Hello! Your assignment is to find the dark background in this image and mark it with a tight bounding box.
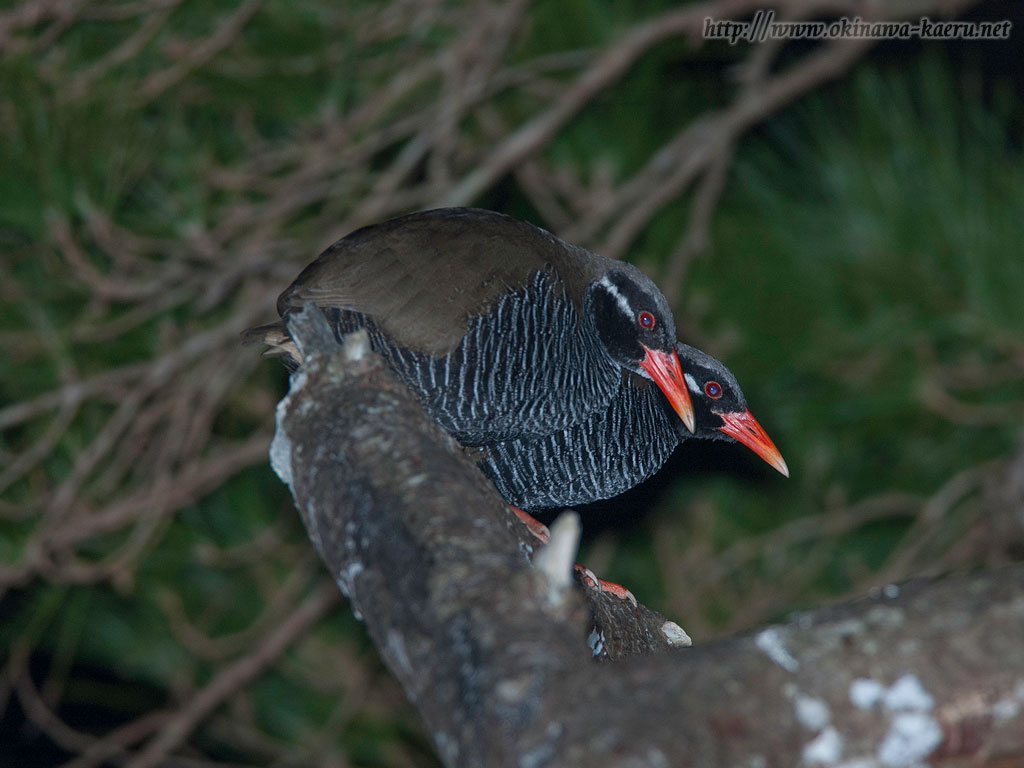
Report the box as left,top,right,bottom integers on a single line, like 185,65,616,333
2,1,1022,765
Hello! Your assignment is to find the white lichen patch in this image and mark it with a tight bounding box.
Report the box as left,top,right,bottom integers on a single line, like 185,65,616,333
587,626,605,657
269,427,293,486
789,688,838,763
992,679,1024,723
846,674,942,767
834,759,879,768
755,627,799,672
434,732,458,765
386,630,412,676
864,605,905,628
336,561,364,602
269,367,315,488
342,328,371,361
877,712,942,767
802,726,842,765
850,679,887,710
495,676,531,703
992,696,1020,723
405,473,428,487
661,620,692,647
884,674,934,712
795,694,832,732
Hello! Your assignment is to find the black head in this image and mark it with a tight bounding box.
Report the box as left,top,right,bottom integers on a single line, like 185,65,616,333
674,343,789,476
587,264,695,432
587,265,676,365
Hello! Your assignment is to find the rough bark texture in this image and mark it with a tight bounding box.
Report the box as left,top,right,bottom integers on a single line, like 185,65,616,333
273,306,1024,768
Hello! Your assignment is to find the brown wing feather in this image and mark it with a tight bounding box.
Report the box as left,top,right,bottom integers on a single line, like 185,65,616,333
276,208,608,356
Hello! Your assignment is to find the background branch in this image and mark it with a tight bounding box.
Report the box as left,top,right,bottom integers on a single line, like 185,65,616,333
2,0,1020,764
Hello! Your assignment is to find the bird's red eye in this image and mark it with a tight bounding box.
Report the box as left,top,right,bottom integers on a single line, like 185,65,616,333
704,381,722,399
637,311,656,329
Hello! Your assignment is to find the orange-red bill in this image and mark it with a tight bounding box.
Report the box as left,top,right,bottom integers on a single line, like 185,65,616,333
639,346,696,433
716,409,789,477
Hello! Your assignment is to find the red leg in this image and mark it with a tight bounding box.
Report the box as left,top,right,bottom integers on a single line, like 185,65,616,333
573,564,637,607
510,506,637,606
508,505,550,543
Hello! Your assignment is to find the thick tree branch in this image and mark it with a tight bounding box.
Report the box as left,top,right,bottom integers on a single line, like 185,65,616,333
272,306,1024,768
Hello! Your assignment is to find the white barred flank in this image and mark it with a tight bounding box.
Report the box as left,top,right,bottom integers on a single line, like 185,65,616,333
480,376,678,509
323,271,621,446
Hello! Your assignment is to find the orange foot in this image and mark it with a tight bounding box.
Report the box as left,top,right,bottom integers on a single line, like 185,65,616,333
508,505,638,607
574,564,637,607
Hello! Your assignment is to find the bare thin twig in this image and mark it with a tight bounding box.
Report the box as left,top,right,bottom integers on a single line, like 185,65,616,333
125,582,340,768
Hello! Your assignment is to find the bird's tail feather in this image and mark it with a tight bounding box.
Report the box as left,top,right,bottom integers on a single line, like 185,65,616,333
241,322,303,366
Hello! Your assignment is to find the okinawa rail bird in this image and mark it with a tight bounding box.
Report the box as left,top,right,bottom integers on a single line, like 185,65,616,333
482,341,788,510
246,207,786,513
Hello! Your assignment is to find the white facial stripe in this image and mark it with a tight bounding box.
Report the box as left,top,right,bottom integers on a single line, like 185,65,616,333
684,373,701,395
599,275,634,320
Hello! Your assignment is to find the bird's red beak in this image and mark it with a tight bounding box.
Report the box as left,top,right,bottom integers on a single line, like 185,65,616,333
639,346,696,433
715,409,789,477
